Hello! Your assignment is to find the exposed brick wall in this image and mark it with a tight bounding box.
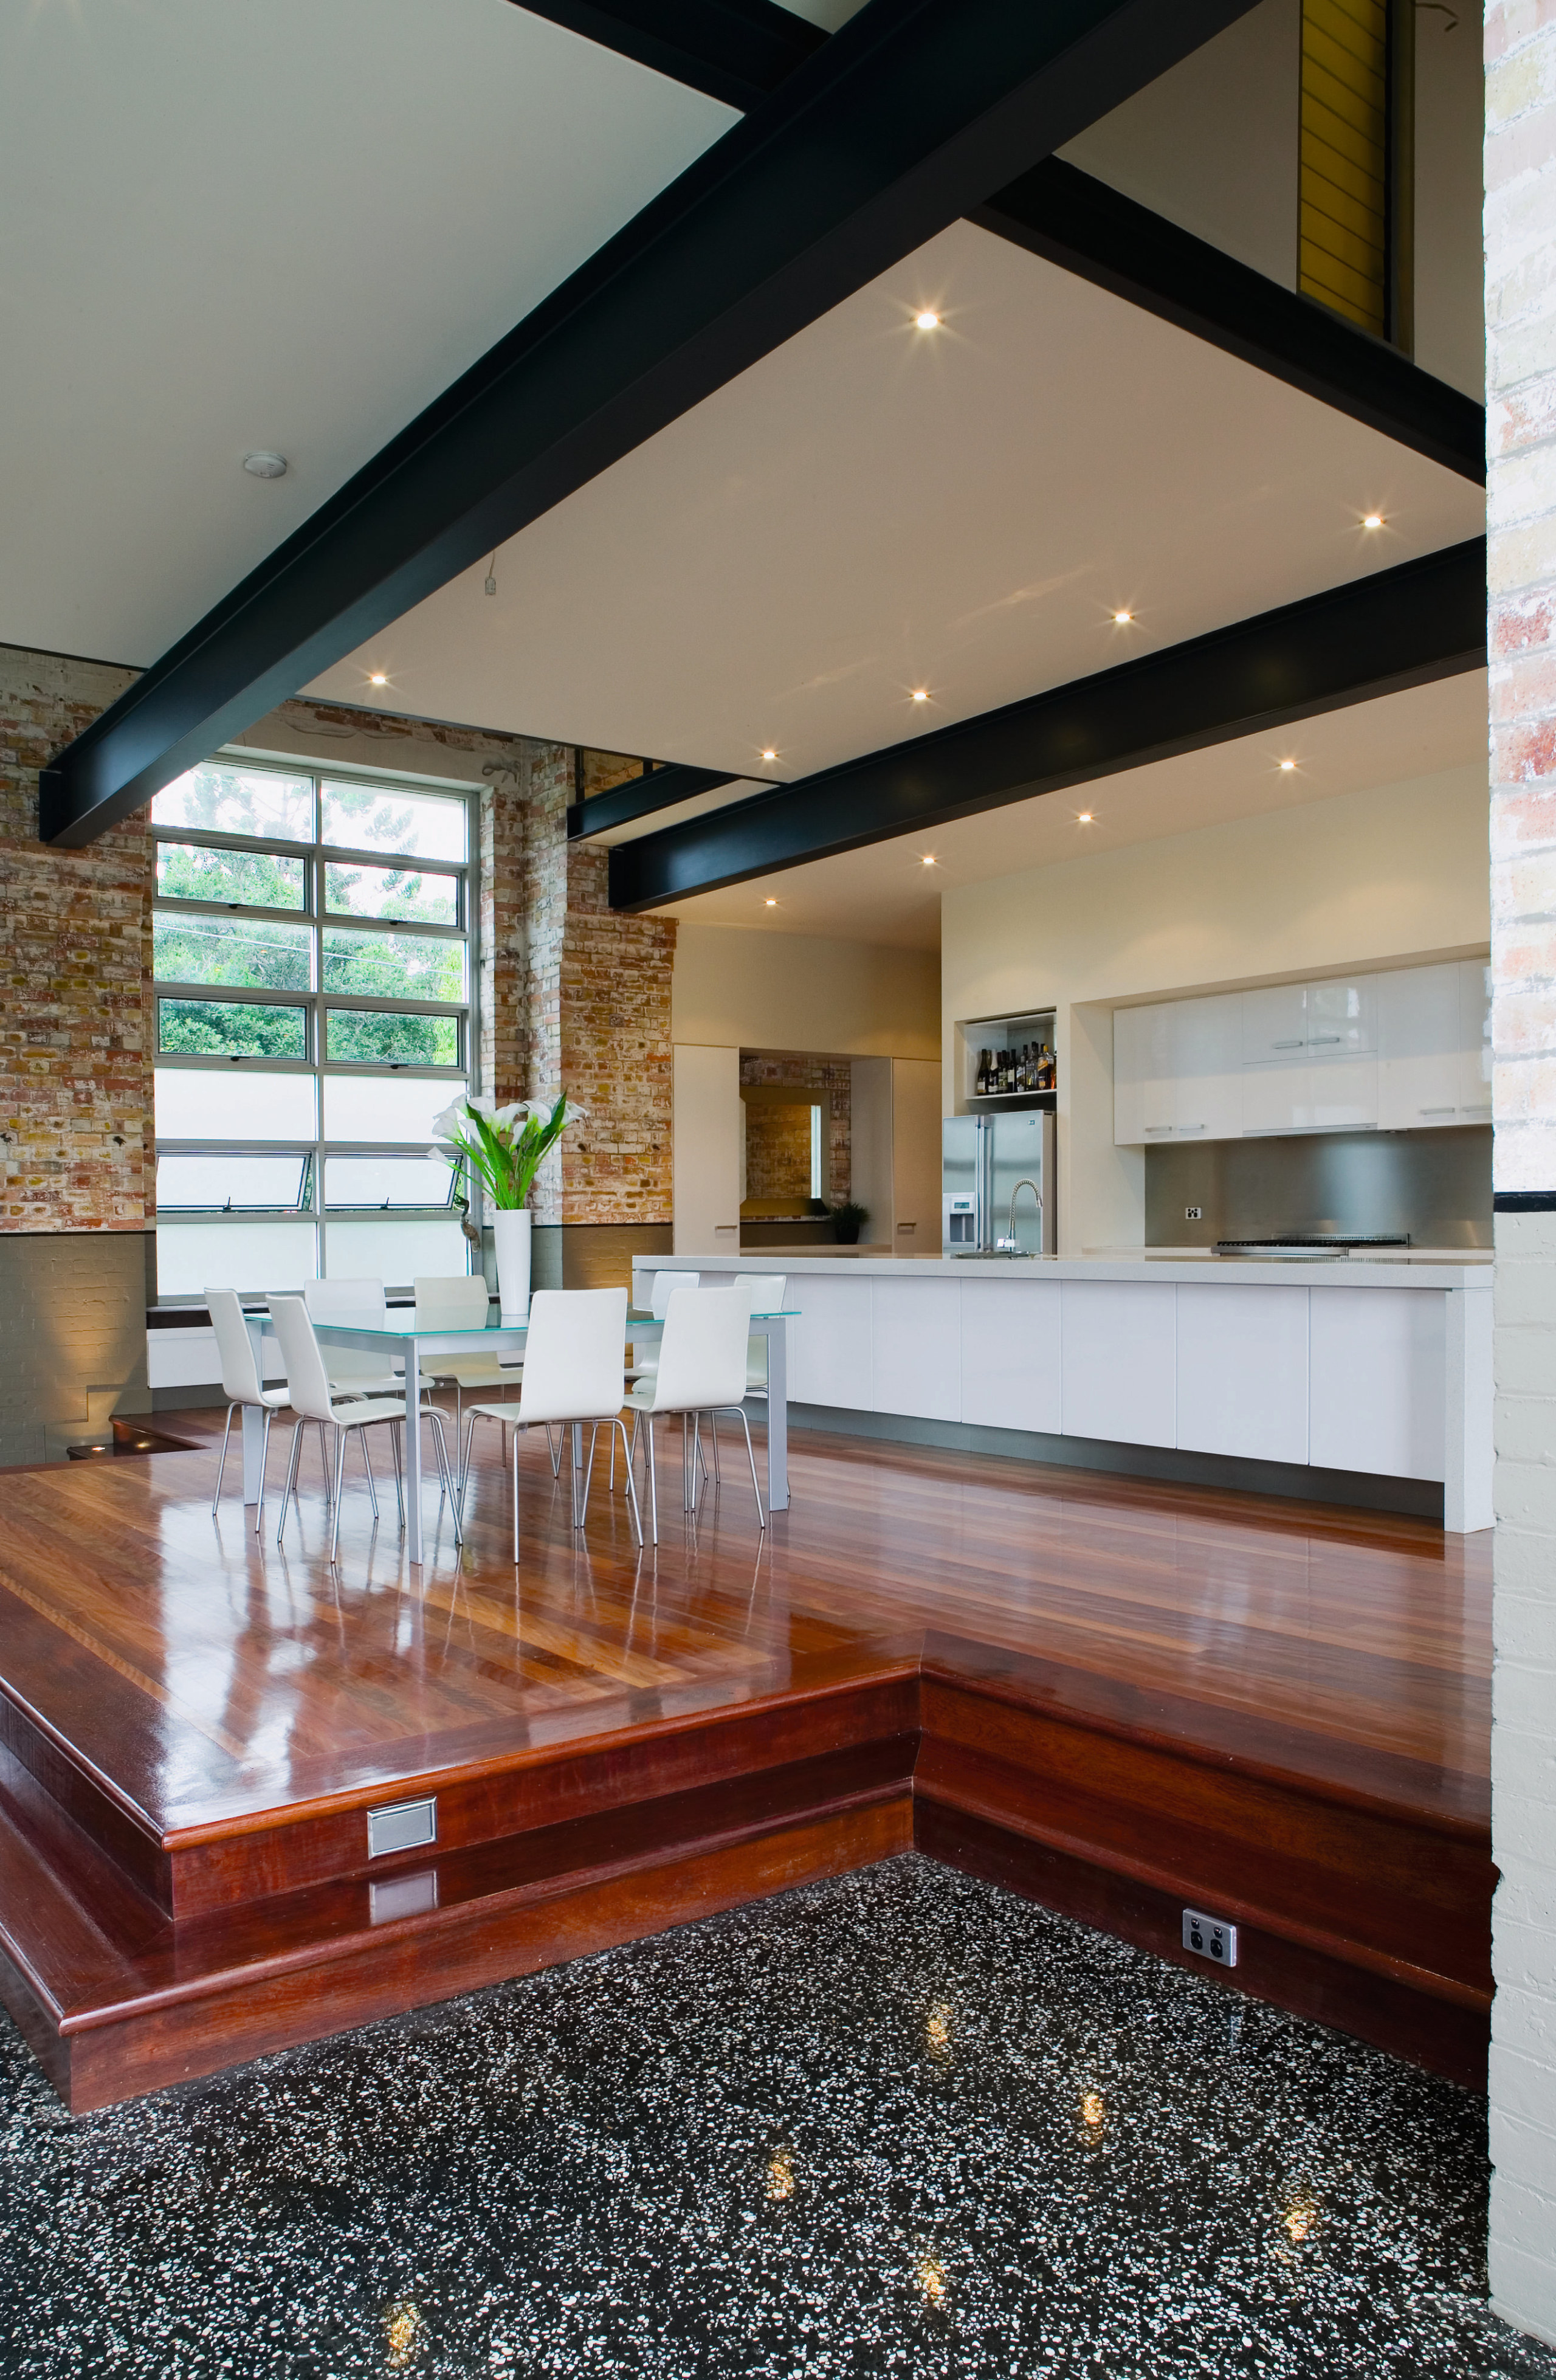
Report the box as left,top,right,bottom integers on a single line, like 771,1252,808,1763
738,1054,852,1204
1486,0,1556,2345
0,646,148,1232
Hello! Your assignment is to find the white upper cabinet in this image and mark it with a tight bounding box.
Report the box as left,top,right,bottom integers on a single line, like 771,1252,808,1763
1377,959,1492,1130
1115,960,1487,1145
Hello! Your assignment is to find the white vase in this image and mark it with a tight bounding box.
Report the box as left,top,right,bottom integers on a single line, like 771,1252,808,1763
492,1207,532,1325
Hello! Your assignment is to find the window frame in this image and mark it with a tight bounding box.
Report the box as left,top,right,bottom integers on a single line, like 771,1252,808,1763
151,753,480,1297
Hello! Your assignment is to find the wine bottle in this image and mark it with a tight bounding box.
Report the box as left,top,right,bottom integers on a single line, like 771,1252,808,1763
1021,1043,1032,1092
974,1049,986,1096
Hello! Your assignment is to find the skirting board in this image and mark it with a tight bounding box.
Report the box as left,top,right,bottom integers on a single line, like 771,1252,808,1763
786,1404,1445,1520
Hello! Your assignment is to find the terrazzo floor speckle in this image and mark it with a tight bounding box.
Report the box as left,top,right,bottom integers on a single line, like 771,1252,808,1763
0,1855,1548,2379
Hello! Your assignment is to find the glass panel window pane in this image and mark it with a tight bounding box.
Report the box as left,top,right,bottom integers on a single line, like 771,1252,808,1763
326,1010,458,1066
157,1219,317,1299
151,763,314,843
157,1153,310,1210
154,914,312,992
158,998,307,1059
324,1075,461,1143
156,843,306,909
321,925,466,1002
156,1068,317,1141
321,781,466,861
325,1155,455,1208
324,860,458,925
325,1216,469,1288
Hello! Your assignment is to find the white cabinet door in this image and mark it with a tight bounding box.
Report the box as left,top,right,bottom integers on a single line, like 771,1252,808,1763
1458,959,1493,1123
1113,1006,1146,1146
1377,962,1460,1130
672,1044,741,1256
1242,983,1309,1064
871,1278,960,1421
1176,1284,1309,1463
1308,1057,1377,1130
1171,993,1243,1140
1061,1278,1176,1447
788,1273,872,1410
1307,973,1377,1059
1242,1060,1312,1134
1309,1286,1446,1481
960,1278,1062,1434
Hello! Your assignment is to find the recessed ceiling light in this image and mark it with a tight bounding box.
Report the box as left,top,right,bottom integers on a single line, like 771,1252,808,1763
243,451,287,479
765,898,777,907
911,689,928,703
1077,811,1093,823
1279,757,1296,771
915,310,940,329
761,748,777,761
368,672,388,687
921,855,937,866
1363,512,1383,528
1113,610,1132,624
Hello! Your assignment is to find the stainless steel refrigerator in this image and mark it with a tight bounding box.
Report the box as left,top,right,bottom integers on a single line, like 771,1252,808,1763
941,1112,1056,1254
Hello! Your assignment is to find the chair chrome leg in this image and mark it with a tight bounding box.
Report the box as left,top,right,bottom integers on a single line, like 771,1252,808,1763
731,1406,766,1530
212,1402,236,1514
255,1406,273,1536
548,1424,562,1478
360,1431,379,1519
511,1411,522,1566
644,1415,659,1544
432,1410,463,1548
328,1425,346,1563
277,1419,305,1543
614,1419,643,1546
580,1424,599,1530
709,1409,721,1479
388,1421,405,1529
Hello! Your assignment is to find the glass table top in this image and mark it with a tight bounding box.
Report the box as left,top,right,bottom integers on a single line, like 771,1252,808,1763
255,1309,797,1338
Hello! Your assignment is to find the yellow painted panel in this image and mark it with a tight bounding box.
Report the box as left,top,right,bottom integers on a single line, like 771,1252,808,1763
1301,121,1385,205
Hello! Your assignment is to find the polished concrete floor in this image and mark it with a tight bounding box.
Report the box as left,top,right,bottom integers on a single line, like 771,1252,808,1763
0,1855,1546,2379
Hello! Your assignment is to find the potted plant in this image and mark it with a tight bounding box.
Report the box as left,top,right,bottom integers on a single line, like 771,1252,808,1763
828,1199,869,1246
430,1091,583,1322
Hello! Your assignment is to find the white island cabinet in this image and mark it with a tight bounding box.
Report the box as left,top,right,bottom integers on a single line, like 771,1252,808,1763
636,1253,1493,1534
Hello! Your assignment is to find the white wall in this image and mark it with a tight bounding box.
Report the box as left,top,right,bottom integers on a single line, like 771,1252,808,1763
942,764,1490,1253
672,922,939,1058
1059,0,1300,288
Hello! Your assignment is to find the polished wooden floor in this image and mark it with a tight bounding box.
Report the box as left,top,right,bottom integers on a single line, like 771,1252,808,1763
0,1409,1493,2107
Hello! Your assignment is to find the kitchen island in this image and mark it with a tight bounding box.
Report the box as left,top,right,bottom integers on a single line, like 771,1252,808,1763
636,1252,1493,1533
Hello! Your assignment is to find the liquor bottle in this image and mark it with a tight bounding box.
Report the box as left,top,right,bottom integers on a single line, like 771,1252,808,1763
975,1049,988,1095
999,1049,1010,1094
1041,1043,1055,1091
1021,1043,1033,1092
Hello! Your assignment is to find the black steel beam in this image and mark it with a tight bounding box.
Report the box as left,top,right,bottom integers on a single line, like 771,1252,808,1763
508,0,825,112
567,759,739,837
974,157,1485,485
607,538,1487,909
41,0,1267,849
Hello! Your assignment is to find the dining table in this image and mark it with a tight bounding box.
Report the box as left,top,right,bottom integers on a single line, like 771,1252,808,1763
241,1303,797,1562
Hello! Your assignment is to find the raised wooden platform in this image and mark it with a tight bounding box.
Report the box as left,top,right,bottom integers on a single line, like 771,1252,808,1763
0,1410,1492,2108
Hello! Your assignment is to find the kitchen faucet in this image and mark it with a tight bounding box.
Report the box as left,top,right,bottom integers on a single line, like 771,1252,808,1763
997,1178,1043,1254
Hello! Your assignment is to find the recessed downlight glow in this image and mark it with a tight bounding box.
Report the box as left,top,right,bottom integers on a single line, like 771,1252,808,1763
915,310,940,329
1077,810,1093,823
368,672,388,687
911,689,928,703
1279,757,1296,771
765,898,777,907
1113,610,1132,624
1363,512,1383,528
921,855,936,866
761,748,777,761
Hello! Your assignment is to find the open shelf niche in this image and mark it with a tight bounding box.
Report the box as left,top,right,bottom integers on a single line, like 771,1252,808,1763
954,1008,1057,1114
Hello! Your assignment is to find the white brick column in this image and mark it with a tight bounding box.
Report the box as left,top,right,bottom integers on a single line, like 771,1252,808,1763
1487,0,1556,2342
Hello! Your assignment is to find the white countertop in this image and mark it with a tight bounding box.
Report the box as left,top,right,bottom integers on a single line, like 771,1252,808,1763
655,1250,1493,1289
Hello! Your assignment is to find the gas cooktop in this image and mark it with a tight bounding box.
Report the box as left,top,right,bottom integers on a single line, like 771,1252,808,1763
1214,1235,1411,1254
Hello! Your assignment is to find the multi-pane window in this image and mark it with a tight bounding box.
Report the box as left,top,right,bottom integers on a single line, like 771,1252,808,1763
151,757,477,1298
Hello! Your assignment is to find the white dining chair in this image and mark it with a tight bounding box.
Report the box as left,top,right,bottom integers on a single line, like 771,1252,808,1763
205,1286,293,1533
305,1277,404,1398
458,1288,641,1563
269,1295,461,1562
626,1269,698,1385
624,1287,764,1541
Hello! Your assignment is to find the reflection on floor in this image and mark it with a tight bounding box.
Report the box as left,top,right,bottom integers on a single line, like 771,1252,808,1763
1,1855,1546,2379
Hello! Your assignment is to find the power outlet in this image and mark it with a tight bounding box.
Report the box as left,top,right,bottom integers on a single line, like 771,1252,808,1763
1182,1908,1238,1967
1185,1206,1203,1221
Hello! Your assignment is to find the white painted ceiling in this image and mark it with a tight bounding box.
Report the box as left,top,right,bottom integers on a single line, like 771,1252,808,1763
309,218,1483,783
0,0,732,664
661,672,1489,948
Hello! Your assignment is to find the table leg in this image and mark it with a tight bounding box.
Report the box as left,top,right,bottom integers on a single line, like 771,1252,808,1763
404,1339,424,1564
765,1317,790,1513
242,1314,267,1505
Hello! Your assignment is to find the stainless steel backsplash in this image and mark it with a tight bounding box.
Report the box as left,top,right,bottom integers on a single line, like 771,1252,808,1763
1143,1125,1492,1248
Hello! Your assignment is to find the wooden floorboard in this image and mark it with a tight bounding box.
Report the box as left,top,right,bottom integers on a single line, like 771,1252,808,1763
0,1409,1492,2104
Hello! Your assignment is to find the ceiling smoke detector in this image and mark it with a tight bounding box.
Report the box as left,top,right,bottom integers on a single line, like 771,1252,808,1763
243,451,288,479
